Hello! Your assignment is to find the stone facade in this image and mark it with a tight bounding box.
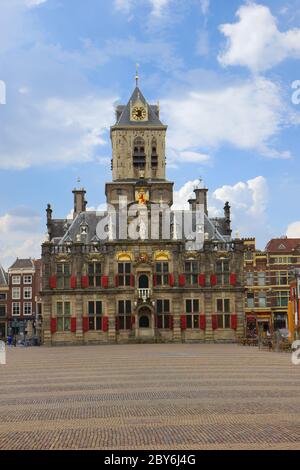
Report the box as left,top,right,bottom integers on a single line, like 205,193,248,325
41,83,245,346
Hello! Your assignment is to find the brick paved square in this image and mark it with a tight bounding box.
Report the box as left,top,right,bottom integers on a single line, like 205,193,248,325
0,344,299,450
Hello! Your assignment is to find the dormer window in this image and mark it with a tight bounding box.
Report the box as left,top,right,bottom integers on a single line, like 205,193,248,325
80,225,88,235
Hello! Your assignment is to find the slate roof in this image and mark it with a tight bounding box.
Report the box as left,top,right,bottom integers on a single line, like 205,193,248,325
265,238,300,253
0,264,8,286
9,259,35,270
114,87,165,127
52,208,230,245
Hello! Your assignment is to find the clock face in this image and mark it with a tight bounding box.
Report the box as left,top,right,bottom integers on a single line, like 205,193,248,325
132,106,147,121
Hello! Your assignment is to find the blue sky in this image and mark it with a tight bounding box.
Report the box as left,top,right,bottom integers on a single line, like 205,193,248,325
0,0,300,268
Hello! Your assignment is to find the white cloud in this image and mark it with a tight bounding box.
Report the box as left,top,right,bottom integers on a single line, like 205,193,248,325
172,179,200,210
25,0,47,7
199,0,210,16
114,0,171,16
150,0,170,16
218,3,300,73
0,95,116,169
286,222,300,238
213,176,268,217
0,208,44,269
162,76,291,159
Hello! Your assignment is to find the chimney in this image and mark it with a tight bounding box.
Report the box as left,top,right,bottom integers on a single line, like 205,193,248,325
224,201,232,236
194,188,208,215
188,199,196,212
46,204,52,239
72,188,87,219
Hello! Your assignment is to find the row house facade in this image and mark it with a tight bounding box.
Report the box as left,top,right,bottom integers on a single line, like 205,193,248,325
41,82,245,346
7,258,42,337
0,264,8,339
243,237,300,336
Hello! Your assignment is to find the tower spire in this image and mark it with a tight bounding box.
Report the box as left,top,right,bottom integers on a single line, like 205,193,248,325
135,63,139,87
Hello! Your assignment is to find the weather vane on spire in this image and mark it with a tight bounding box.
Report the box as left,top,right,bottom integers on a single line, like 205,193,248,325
135,63,139,87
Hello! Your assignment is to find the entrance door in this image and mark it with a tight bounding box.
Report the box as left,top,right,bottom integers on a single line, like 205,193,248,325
137,307,153,338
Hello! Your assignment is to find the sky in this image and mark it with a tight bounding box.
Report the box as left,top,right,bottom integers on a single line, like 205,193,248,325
0,0,300,269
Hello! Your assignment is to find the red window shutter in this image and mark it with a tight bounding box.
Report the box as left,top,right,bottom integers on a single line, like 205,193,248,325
131,315,135,329
115,317,120,331
230,273,237,286
198,274,206,287
101,275,108,288
102,316,109,332
50,276,57,289
70,276,77,289
181,314,187,331
179,274,185,287
82,317,89,332
70,317,76,333
169,274,175,287
81,276,88,289
130,274,135,288
210,274,217,286
231,314,238,330
153,274,157,287
115,274,119,287
50,318,57,334
211,314,218,330
169,315,174,330
200,314,206,330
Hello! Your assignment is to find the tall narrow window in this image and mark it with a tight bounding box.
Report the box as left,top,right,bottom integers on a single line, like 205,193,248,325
118,300,132,330
151,138,158,168
57,301,71,331
88,301,102,330
88,263,102,287
216,260,229,285
133,137,145,169
216,298,231,328
184,261,198,286
155,262,169,286
157,300,170,329
56,264,71,289
257,272,266,286
118,262,131,286
185,299,200,329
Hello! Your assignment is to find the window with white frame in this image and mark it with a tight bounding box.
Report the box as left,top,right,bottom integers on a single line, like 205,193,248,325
12,276,21,285
57,301,71,331
23,275,32,284
216,298,231,328
88,300,103,330
12,287,20,300
157,299,171,329
12,302,20,316
246,272,254,286
247,293,254,308
23,302,32,315
258,291,267,308
257,272,266,286
23,287,32,299
186,299,200,329
0,293,7,300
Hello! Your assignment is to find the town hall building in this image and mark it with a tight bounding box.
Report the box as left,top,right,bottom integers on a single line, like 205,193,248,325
41,79,245,345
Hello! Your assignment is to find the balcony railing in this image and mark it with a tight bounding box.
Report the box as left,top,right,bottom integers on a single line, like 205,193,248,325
138,288,151,302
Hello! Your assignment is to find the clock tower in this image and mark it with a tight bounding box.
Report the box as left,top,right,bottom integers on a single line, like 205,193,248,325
106,77,173,209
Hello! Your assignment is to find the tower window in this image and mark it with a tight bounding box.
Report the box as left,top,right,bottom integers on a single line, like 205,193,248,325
133,137,145,169
151,138,158,168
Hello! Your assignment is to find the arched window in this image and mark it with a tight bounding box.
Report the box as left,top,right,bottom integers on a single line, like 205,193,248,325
151,138,158,168
133,137,145,168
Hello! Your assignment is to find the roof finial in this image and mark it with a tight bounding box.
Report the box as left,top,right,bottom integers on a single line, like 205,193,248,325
135,63,139,87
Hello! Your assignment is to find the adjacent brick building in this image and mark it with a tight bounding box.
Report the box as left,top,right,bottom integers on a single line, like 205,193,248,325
244,237,300,336
41,82,245,346
7,258,42,338
0,263,8,339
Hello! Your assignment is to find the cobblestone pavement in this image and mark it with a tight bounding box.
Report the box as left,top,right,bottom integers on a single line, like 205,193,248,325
0,344,299,450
